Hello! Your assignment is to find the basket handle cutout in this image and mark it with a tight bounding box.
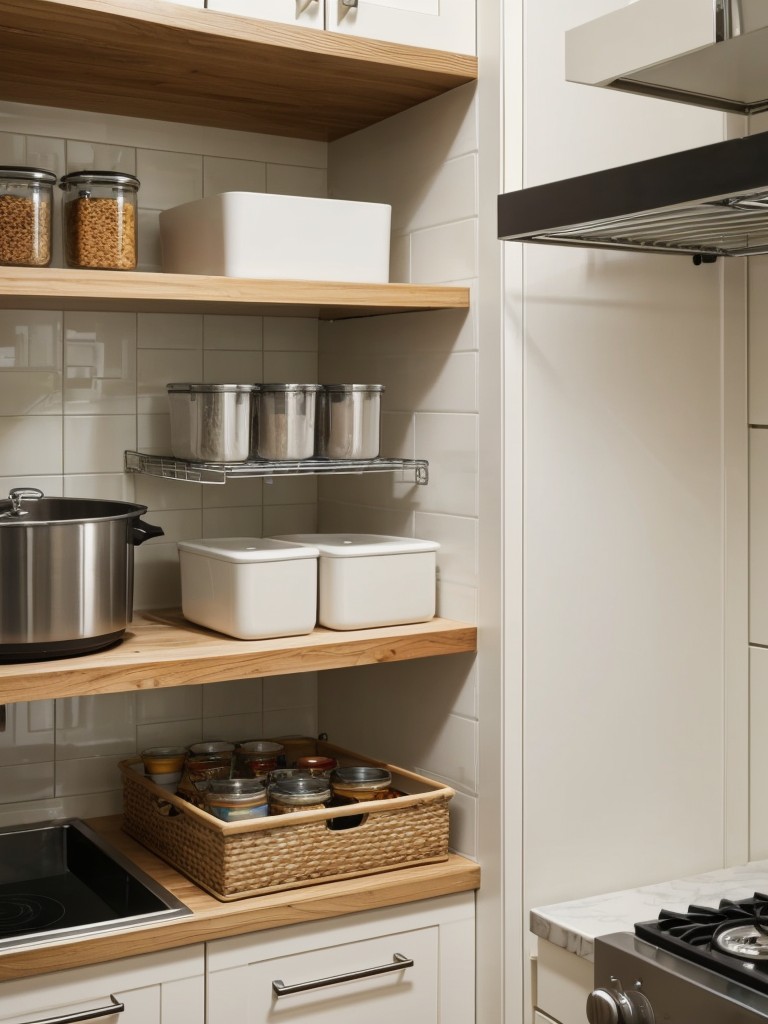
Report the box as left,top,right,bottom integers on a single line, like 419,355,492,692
326,811,368,832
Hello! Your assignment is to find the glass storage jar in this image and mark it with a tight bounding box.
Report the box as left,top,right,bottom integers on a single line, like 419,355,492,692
268,776,331,815
329,765,393,802
59,170,139,270
204,779,268,822
0,167,56,267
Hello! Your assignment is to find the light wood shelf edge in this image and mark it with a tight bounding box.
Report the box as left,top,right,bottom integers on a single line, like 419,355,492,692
0,268,470,319
0,0,477,140
0,815,480,981
0,611,478,704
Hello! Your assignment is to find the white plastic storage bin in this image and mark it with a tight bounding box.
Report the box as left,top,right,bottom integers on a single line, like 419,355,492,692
159,192,392,283
177,538,319,640
273,534,439,630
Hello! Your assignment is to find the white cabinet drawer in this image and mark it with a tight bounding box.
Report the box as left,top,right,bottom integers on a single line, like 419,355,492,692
750,428,768,642
209,926,438,1022
327,0,475,55
0,947,205,1024
205,0,325,29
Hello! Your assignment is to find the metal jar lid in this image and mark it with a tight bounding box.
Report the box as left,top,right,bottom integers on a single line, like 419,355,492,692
269,777,331,805
167,383,254,394
258,383,323,393
330,766,392,790
59,170,140,190
238,740,284,755
0,166,57,185
188,740,235,755
206,779,266,803
321,384,385,393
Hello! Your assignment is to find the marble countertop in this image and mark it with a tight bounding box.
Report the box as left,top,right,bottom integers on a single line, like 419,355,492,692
531,859,768,961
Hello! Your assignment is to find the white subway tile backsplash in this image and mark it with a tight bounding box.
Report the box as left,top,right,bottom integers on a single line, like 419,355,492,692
134,542,184,609
202,505,263,538
202,477,262,508
55,693,137,759
138,314,203,350
413,412,478,516
0,703,54,767
63,473,135,501
27,136,66,178
55,755,126,797
263,673,317,711
414,512,478,587
63,415,136,473
67,141,136,174
262,351,317,382
137,150,203,210
0,131,25,164
263,317,318,353
203,350,262,384
411,219,477,283
202,679,263,718
204,315,263,352
262,475,317,505
138,348,203,414
137,686,203,725
263,706,317,739
390,232,410,283
203,156,266,196
138,208,163,271
134,474,203,511
0,473,62,495
0,763,55,805
266,164,327,198
318,498,414,538
137,720,202,751
262,503,317,536
436,581,478,623
0,417,62,475
64,312,137,415
203,714,264,743
137,412,172,452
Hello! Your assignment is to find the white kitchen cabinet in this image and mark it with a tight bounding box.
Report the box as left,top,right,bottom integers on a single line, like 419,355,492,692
535,1013,565,1024
0,946,204,1024
326,0,475,55
534,940,591,1024
205,0,324,30
207,893,475,1023
750,428,768,643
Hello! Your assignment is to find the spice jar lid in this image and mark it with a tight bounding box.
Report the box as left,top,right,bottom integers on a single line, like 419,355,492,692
238,740,285,754
59,170,140,190
321,384,385,393
270,777,331,805
0,166,57,184
205,779,267,804
167,382,254,394
188,740,235,755
330,766,392,790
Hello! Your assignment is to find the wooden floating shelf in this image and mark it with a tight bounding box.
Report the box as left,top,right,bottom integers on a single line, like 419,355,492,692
0,610,478,704
0,268,471,319
0,0,477,141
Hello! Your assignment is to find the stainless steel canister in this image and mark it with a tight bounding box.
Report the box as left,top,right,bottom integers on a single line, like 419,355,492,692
167,383,253,462
252,384,321,461
315,384,384,459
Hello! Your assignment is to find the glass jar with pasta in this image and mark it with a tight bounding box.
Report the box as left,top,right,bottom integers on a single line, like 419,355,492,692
59,171,139,270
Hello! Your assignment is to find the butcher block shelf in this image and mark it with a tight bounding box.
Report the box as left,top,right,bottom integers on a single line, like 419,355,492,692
0,268,470,319
0,816,480,981
0,0,477,141
0,610,477,705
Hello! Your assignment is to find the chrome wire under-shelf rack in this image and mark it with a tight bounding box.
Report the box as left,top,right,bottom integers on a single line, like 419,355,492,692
125,451,429,485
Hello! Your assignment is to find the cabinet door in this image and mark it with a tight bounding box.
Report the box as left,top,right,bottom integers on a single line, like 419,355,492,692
205,0,325,29
209,926,439,1022
326,0,475,55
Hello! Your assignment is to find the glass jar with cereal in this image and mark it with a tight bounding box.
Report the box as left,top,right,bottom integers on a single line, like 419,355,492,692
0,167,56,268
59,171,139,271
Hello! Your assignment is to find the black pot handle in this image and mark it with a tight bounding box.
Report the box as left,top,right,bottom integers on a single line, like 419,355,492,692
132,519,164,546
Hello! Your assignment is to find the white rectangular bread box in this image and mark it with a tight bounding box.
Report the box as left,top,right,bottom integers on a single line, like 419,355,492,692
177,537,319,640
273,533,439,630
159,192,392,282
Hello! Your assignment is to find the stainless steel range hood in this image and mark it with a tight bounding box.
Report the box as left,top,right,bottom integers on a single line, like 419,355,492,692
497,130,768,259
566,0,768,115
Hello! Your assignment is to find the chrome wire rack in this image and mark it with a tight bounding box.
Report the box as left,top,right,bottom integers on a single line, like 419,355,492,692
124,451,429,485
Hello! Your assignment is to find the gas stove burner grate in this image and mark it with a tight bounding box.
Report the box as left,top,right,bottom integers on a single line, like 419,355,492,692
653,893,768,948
0,893,66,935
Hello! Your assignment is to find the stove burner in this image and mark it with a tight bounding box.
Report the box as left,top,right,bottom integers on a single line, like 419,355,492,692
715,923,768,959
0,893,66,935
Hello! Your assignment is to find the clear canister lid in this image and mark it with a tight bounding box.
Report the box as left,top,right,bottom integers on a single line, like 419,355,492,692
321,384,385,393
59,170,140,191
258,383,323,393
205,779,266,804
0,166,57,185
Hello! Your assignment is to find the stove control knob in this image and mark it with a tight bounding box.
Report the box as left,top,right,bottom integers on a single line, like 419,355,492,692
586,989,623,1024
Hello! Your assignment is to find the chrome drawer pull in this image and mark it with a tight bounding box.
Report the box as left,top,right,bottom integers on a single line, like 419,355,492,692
272,952,414,997
20,995,124,1024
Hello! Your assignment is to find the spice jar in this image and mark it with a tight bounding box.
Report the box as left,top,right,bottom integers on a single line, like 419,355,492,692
237,739,285,779
0,167,55,267
204,779,268,822
59,170,139,270
330,766,393,802
296,755,337,777
269,776,331,815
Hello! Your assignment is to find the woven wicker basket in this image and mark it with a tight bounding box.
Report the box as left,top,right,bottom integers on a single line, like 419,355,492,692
119,739,453,901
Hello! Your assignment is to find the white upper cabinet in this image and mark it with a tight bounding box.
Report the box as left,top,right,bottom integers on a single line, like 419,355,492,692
205,0,325,30
327,0,475,55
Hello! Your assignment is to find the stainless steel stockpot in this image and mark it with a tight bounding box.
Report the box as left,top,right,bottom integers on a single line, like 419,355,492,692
253,384,321,461
315,384,384,459
0,488,163,661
